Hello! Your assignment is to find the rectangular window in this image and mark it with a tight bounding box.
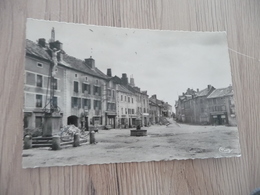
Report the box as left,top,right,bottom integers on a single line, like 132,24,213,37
26,72,35,85
125,108,127,114
35,116,42,128
121,95,123,101
53,96,58,108
107,103,115,111
71,97,81,108
132,98,133,103
112,90,115,98
52,78,58,90
36,75,43,87
107,89,111,96
37,63,43,68
94,100,101,110
94,86,101,96
82,83,90,94
83,98,91,110
121,108,123,114
132,109,135,114
128,97,130,103
125,96,126,101
144,108,146,113
36,95,42,107
128,109,131,114
74,81,79,93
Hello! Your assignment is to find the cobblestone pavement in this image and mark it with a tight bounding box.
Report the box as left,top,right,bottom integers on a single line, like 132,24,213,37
22,119,241,168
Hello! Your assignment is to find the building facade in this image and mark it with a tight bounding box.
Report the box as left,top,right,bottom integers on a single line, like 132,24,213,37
24,28,176,134
175,85,237,126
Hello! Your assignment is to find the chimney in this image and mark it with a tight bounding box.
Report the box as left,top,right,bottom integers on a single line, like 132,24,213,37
133,87,140,92
130,75,135,87
152,94,157,99
49,40,63,50
38,38,46,47
197,88,199,92
121,73,128,85
207,85,211,90
85,56,95,70
107,68,112,77
182,92,185,96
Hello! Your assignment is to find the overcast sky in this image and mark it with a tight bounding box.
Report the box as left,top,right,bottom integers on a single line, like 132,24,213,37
26,19,233,109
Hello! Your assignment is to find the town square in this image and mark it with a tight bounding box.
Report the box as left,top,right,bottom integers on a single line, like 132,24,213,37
22,19,240,168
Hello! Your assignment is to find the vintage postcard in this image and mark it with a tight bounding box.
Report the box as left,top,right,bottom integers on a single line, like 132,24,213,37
22,19,241,168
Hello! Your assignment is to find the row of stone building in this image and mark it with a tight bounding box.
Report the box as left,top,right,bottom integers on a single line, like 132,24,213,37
24,28,172,134
175,85,237,126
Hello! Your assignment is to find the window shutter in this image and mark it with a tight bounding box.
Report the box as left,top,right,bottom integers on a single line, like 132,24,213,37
78,98,81,108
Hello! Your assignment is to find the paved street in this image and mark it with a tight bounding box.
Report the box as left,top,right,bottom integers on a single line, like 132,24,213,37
23,119,241,168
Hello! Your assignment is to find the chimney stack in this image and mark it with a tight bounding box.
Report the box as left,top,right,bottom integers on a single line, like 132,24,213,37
85,56,95,70
121,73,128,85
107,68,112,77
207,85,211,90
151,94,157,99
130,75,135,87
197,88,199,92
38,38,46,47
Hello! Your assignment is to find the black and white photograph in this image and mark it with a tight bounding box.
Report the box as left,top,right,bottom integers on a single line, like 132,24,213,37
22,19,241,168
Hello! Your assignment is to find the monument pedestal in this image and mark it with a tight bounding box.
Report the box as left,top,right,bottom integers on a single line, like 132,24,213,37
43,113,61,137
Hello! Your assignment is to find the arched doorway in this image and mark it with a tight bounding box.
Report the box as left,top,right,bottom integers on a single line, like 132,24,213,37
67,115,78,127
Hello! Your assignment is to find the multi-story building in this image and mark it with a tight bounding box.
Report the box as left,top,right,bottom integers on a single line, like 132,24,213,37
207,86,236,126
104,69,117,129
24,29,112,134
193,85,215,124
25,28,179,133
111,73,149,128
175,85,237,126
59,54,109,130
149,95,163,124
24,39,64,132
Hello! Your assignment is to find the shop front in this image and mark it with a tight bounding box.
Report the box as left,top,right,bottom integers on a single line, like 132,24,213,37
210,112,228,125
105,111,117,129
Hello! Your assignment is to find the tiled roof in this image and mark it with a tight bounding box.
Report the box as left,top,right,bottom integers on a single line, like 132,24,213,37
26,39,51,61
196,88,210,96
26,39,108,80
118,85,133,94
207,86,233,99
62,54,108,79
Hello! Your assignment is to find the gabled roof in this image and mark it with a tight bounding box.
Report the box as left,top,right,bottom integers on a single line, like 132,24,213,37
26,39,51,61
196,85,215,97
149,99,157,106
62,54,108,80
26,39,108,80
207,86,233,99
118,84,133,94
